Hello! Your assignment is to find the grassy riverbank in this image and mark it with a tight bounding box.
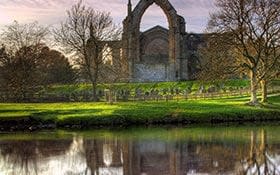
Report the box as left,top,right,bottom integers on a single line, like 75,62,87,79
1,125,280,143
0,95,279,130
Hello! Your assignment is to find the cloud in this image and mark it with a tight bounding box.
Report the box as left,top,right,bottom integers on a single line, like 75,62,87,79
0,0,73,27
0,0,215,33
0,0,70,8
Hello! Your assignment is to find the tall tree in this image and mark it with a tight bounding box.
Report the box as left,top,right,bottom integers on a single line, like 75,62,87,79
208,0,280,104
38,47,76,85
1,21,49,52
0,21,76,101
259,39,280,102
0,44,76,101
0,45,42,101
197,34,241,82
0,21,49,101
54,1,121,101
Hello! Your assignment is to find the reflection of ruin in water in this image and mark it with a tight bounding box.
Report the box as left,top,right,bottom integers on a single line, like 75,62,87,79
0,130,280,175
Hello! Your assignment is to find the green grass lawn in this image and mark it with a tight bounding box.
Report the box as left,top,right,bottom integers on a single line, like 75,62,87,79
0,94,279,129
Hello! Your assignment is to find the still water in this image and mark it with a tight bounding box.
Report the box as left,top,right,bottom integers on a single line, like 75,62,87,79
0,126,280,175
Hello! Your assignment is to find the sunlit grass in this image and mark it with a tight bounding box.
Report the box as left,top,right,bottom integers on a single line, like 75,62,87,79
0,95,279,126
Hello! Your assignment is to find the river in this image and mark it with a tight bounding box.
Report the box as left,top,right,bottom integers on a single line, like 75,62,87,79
0,125,279,175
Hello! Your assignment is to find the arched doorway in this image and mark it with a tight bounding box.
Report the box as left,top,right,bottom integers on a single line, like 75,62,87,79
122,0,186,82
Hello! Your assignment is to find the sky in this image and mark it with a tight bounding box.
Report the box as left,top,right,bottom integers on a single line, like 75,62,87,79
0,0,215,33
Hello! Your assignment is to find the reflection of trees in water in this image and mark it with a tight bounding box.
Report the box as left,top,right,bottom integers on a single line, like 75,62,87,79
0,129,280,175
239,129,280,175
0,139,85,175
0,141,39,175
0,137,125,175
192,141,242,174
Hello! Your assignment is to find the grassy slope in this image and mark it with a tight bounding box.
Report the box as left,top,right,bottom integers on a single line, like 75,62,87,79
0,95,279,128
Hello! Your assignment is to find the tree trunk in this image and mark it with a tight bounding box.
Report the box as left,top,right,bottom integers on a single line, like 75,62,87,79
261,80,267,103
108,88,113,105
249,69,258,105
92,82,98,102
91,67,99,102
92,64,99,102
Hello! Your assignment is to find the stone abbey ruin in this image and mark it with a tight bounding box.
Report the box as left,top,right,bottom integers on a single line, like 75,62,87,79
109,0,205,82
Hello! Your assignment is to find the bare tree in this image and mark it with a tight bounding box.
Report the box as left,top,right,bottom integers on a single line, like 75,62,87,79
0,21,49,101
208,0,280,105
1,21,49,53
0,45,43,101
259,41,280,102
197,34,241,82
53,1,121,101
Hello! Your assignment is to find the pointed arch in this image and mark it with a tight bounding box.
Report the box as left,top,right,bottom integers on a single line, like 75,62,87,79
133,0,177,31
131,0,179,63
122,0,186,81
140,4,169,31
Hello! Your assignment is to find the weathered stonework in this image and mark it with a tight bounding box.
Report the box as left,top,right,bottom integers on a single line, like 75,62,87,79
106,0,206,82
140,26,169,64
122,0,187,82
134,63,170,82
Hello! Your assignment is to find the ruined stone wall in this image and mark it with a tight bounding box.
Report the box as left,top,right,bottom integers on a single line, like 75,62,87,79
140,26,169,64
122,0,187,82
108,31,207,82
131,26,171,82
185,34,207,80
119,0,209,82
133,63,167,82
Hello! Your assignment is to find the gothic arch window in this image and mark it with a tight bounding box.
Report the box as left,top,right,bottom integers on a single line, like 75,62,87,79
140,3,168,32
130,0,180,61
102,44,113,65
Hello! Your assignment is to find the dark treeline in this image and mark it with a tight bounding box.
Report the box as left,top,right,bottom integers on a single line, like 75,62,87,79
0,44,76,102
